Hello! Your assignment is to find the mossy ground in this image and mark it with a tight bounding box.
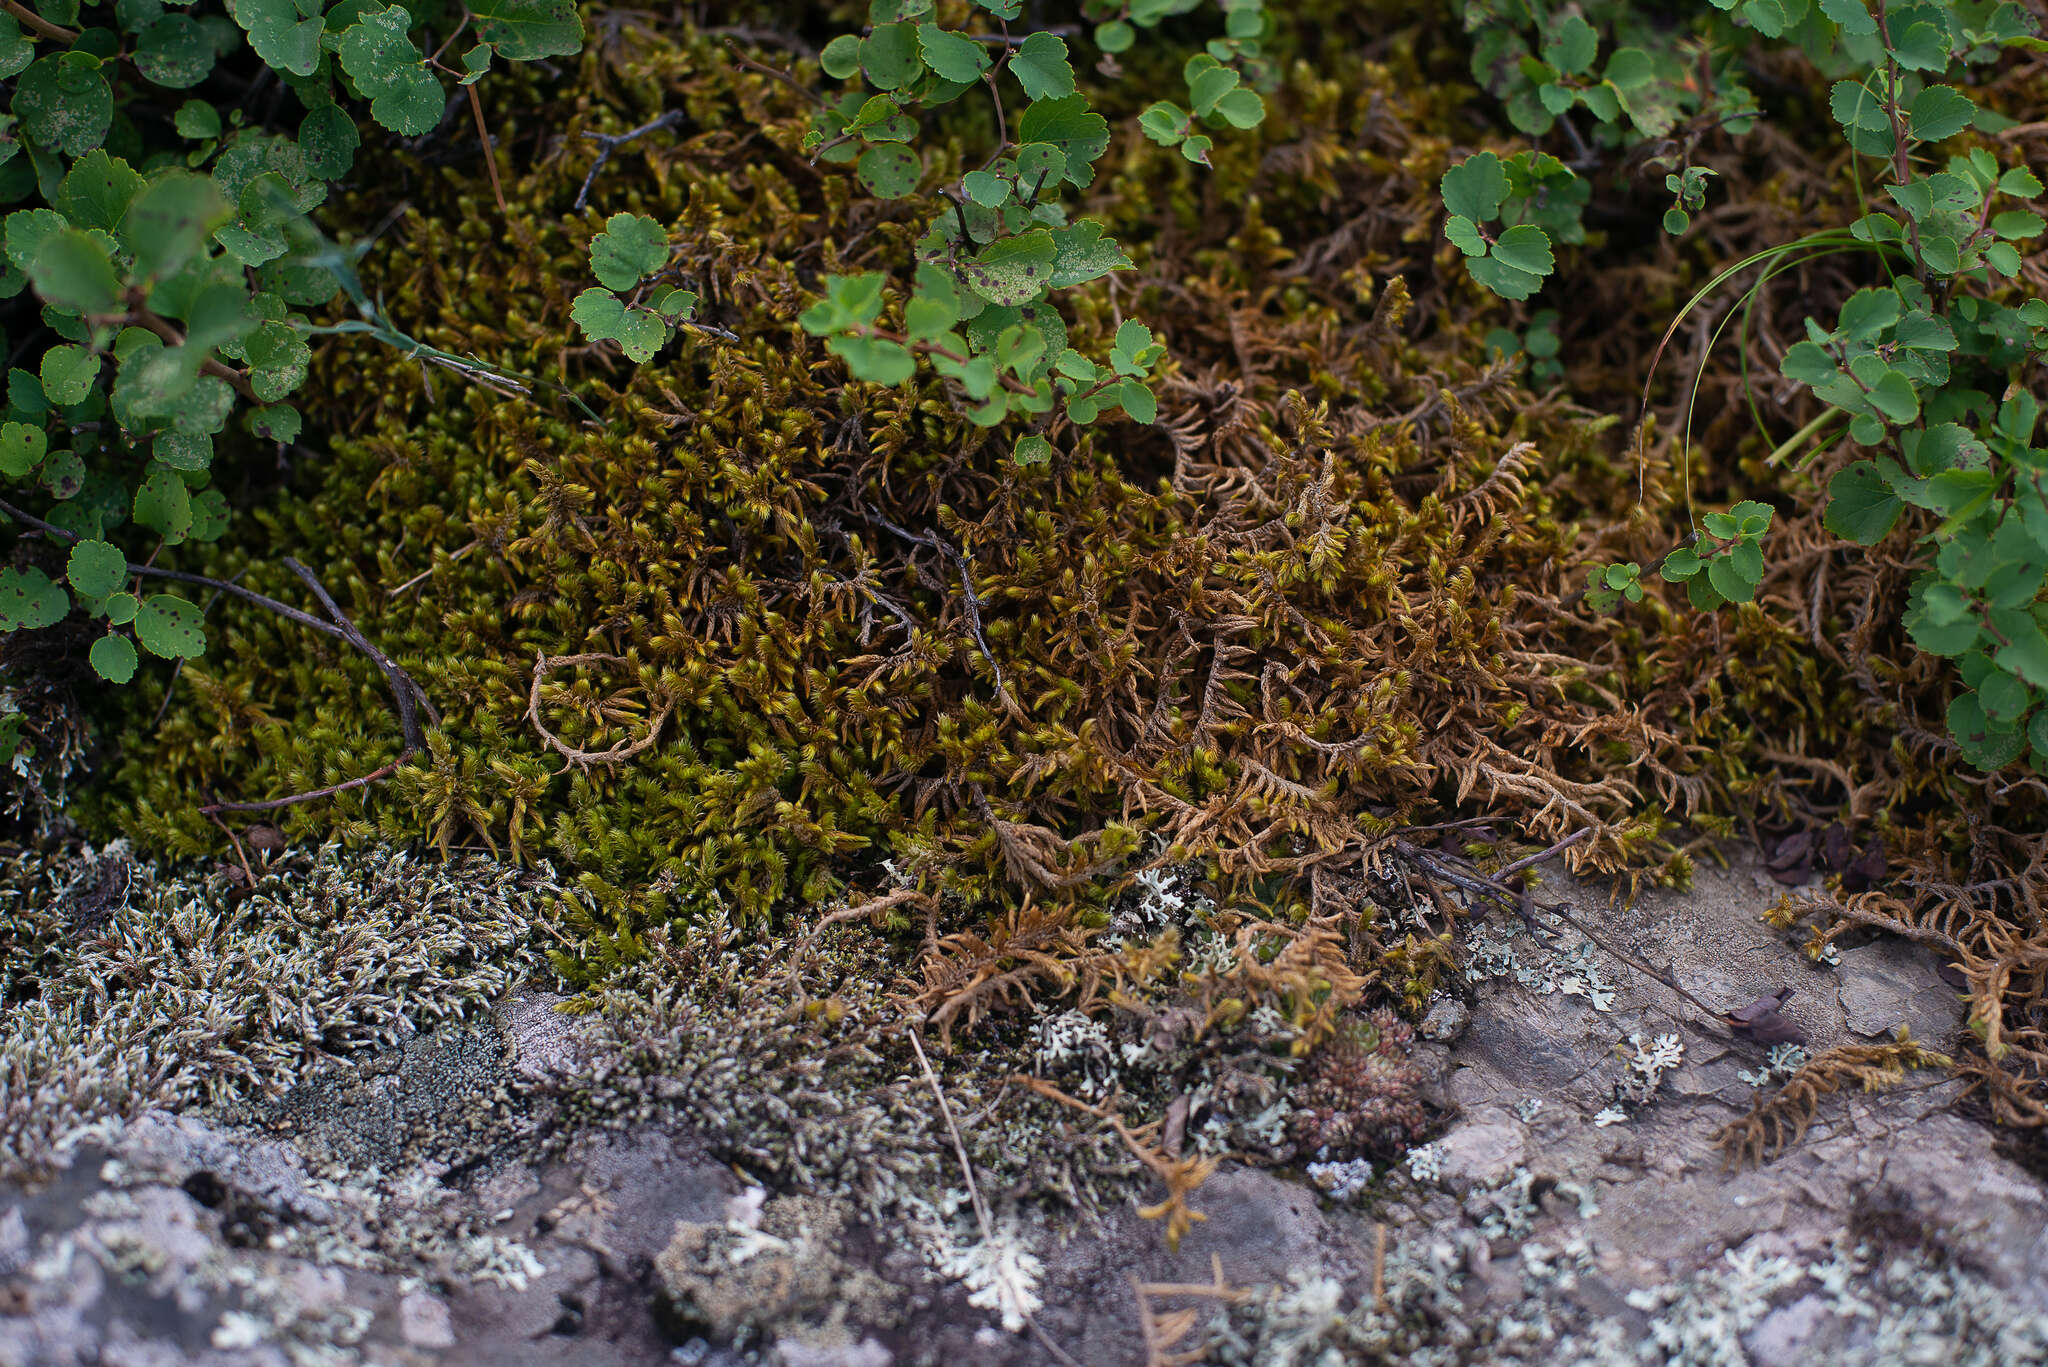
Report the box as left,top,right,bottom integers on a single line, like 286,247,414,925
26,3,2048,1138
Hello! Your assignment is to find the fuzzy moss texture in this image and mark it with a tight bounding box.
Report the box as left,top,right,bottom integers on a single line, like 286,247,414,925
60,4,2048,1119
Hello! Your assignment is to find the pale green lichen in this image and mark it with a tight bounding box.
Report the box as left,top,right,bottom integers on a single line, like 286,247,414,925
0,841,563,1182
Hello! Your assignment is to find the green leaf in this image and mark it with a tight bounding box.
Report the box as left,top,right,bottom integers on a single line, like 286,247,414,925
1838,286,1901,340
905,295,957,340
1489,224,1554,276
234,0,325,77
1187,64,1240,118
827,335,915,385
55,149,142,233
588,212,669,291
1138,101,1188,146
1706,550,1758,602
26,228,119,315
468,0,583,60
1821,0,1876,36
649,286,696,320
1120,378,1157,424
1869,369,1921,423
298,105,359,179
1110,319,1157,375
1546,15,1597,76
122,172,228,283
1017,96,1110,186
801,273,888,335
185,487,226,544
1745,0,1787,37
14,53,113,156
39,448,83,501
959,230,1056,306
134,591,204,658
0,16,30,81
39,344,98,405
995,323,1044,376
1888,20,1950,71
1011,32,1075,100
570,288,668,362
1212,88,1265,129
861,22,924,90
1909,86,1977,142
89,632,136,682
1993,210,2046,239
1980,668,2032,722
1920,233,1963,275
1013,143,1066,191
1096,20,1134,53
1047,222,1131,288
1440,151,1507,223
66,537,125,597
134,14,214,88
1825,462,1903,544
856,144,921,198
821,34,861,79
915,22,988,82
337,6,446,138
1829,78,1889,133
1467,255,1544,300
1780,340,1838,385
133,463,193,542
1442,216,1486,257
1997,618,2048,691
2000,167,2044,198
1603,47,1654,89
0,421,44,477
0,566,66,630
1949,691,2026,769
1013,433,1053,466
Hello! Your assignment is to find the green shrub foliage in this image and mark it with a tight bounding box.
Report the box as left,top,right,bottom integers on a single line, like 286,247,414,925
1448,0,2048,771
0,0,584,681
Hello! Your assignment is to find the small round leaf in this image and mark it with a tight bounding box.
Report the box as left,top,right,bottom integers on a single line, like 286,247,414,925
90,632,137,683
134,592,206,658
66,538,126,597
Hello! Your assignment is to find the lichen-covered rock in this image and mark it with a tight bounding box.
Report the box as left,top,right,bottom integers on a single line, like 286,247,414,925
0,842,562,1184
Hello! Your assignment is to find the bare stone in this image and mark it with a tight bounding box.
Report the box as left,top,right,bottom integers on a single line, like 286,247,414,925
774,1337,895,1367
1835,939,1965,1043
1743,1292,1835,1366
1421,997,1472,1041
398,1290,456,1348
1432,1111,1527,1193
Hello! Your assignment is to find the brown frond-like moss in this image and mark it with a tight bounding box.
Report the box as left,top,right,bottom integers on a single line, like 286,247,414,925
1714,1032,1952,1167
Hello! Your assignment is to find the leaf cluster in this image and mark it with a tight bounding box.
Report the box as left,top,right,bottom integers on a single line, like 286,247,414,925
1,0,584,687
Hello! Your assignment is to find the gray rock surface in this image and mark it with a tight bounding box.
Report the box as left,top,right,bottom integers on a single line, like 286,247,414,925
6,853,2047,1366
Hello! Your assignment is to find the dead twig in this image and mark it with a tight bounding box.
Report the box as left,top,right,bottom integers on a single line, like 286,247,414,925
526,652,675,768
200,558,436,814
908,1028,1083,1367
775,887,934,990
573,110,686,211
1130,1254,1247,1367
